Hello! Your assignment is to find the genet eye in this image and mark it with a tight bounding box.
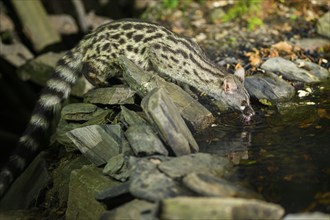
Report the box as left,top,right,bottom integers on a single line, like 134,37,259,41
240,100,247,111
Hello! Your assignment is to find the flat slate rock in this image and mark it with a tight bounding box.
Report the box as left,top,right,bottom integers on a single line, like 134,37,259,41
125,125,168,156
66,124,123,166
294,59,329,80
61,103,105,121
66,165,121,220
121,106,168,156
129,157,194,201
0,152,51,209
100,199,157,220
261,57,323,83
284,212,330,220
183,172,261,199
120,56,214,131
317,11,330,38
96,181,133,209
161,197,285,220
245,71,295,101
84,86,135,105
141,88,199,156
158,153,232,179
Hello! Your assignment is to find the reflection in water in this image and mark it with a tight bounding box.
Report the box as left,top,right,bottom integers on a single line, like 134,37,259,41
197,113,256,164
197,81,330,213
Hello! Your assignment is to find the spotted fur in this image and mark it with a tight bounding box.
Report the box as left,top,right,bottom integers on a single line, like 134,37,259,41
0,19,254,198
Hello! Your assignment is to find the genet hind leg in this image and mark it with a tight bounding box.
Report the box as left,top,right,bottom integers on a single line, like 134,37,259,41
81,58,122,87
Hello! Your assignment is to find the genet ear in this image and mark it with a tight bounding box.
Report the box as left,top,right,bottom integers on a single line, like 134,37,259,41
223,76,237,93
234,67,245,83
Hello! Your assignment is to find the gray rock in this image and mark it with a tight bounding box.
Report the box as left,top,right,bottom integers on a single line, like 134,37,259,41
294,38,330,51
96,181,133,208
103,153,131,182
66,165,121,220
100,199,157,220
317,12,330,38
121,106,149,126
48,155,91,207
0,210,41,220
16,52,92,97
121,106,168,156
261,57,321,83
284,212,330,220
61,103,105,121
158,153,232,179
84,85,136,105
0,152,51,209
126,125,168,156
56,119,83,152
82,109,115,126
245,71,295,101
120,56,214,131
160,197,285,220
141,88,199,156
17,52,64,85
183,172,261,199
66,124,123,166
294,59,329,80
0,41,34,67
56,107,115,152
129,157,194,201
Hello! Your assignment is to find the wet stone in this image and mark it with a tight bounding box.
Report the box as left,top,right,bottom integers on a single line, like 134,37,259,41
245,71,295,102
141,88,199,156
158,153,232,179
160,197,285,220
261,57,322,83
84,85,136,105
100,199,158,220
183,172,261,199
66,124,123,166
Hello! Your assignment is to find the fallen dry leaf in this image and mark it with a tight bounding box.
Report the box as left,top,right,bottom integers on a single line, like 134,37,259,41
271,41,293,53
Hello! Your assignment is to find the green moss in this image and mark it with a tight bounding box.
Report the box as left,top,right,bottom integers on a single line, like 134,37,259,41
223,0,264,30
162,0,179,9
248,17,263,30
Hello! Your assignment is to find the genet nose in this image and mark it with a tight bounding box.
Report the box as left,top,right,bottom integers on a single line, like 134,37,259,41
243,106,255,117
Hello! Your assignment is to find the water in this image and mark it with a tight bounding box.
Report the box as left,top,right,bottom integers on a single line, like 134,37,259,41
197,80,330,214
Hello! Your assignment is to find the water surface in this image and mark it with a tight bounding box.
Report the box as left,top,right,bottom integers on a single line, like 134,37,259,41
197,80,330,213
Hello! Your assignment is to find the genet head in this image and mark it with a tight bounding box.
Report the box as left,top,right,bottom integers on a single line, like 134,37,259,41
220,68,255,122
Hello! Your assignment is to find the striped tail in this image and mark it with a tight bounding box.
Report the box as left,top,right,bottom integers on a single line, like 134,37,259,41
0,51,82,198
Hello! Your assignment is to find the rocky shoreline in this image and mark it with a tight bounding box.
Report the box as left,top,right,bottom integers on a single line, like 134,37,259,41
0,46,329,219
